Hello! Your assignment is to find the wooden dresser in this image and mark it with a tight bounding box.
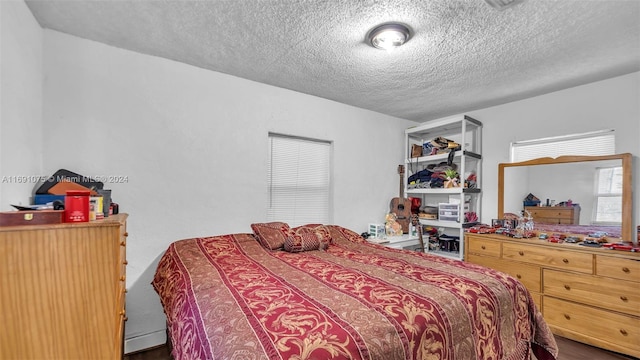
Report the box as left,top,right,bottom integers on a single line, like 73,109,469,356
465,233,639,358
0,214,128,360
524,205,580,224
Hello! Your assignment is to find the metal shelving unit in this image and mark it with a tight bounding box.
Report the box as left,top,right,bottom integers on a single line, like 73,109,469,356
403,115,483,260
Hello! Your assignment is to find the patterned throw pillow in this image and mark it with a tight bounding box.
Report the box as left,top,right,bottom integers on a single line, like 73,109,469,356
284,224,332,253
326,225,367,244
251,222,291,250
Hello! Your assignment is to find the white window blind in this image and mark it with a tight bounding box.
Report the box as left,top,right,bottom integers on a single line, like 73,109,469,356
268,133,331,226
593,166,623,224
510,129,615,162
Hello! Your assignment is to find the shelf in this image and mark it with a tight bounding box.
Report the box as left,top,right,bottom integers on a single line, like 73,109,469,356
427,249,461,260
406,187,481,195
405,115,482,137
419,219,463,228
379,234,423,250
419,220,479,229
405,150,481,164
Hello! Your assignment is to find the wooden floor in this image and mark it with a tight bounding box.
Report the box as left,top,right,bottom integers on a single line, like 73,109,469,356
124,335,637,360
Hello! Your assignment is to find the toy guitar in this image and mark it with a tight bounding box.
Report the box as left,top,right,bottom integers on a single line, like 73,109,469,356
390,165,411,233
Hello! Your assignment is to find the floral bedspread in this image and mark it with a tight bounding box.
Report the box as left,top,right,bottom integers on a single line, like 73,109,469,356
152,225,558,360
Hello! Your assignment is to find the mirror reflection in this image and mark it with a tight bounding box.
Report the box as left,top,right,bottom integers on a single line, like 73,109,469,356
503,159,622,225
499,154,632,241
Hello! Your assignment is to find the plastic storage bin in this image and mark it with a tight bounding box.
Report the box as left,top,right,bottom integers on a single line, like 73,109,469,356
438,203,459,222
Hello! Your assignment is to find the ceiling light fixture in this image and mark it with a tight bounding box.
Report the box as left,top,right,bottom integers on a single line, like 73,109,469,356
484,0,526,10
367,23,411,50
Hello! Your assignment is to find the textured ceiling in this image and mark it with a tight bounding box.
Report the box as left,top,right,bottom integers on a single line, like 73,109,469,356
25,0,640,121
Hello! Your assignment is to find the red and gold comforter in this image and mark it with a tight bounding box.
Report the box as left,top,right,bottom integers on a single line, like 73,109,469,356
152,226,558,360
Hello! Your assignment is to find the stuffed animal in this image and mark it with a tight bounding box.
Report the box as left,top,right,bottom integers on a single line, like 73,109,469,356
385,212,403,236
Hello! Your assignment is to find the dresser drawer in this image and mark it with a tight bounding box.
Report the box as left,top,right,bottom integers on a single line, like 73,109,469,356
469,255,541,293
533,211,573,220
503,243,593,273
544,297,640,358
467,237,501,257
467,253,495,267
535,217,560,224
526,207,574,218
495,259,541,293
544,269,640,316
596,255,640,283
525,206,579,224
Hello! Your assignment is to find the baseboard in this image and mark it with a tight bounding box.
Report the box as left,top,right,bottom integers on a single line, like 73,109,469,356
124,329,166,354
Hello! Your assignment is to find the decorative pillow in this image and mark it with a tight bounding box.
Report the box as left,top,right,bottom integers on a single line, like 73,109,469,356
251,222,291,250
326,225,367,244
284,224,332,253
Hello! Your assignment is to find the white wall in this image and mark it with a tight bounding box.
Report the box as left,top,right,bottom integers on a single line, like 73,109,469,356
40,30,418,351
0,0,43,209
465,72,639,231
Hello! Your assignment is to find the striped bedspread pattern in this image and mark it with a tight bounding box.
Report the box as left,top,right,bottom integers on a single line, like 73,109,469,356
152,225,557,360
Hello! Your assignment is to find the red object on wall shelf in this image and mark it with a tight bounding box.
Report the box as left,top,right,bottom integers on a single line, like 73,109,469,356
65,190,90,222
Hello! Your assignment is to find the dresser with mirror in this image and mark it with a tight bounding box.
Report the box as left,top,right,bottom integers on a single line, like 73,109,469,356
465,153,639,358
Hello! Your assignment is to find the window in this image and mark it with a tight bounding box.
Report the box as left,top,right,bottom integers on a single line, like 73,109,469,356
593,166,623,224
268,133,332,226
510,129,615,162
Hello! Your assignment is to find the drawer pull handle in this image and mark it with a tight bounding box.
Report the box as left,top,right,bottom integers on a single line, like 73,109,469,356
124,232,129,237
481,245,486,250
124,316,128,322
562,258,569,264
518,251,524,256
620,329,628,336
123,260,128,265
620,296,628,302
516,274,522,279
622,267,630,273
563,314,571,320
120,275,126,281
564,285,571,290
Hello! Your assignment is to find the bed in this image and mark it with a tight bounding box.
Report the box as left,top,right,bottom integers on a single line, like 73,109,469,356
152,223,558,360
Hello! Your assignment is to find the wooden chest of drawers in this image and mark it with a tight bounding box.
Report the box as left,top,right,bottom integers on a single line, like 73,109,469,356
524,206,580,224
0,214,128,360
465,233,640,358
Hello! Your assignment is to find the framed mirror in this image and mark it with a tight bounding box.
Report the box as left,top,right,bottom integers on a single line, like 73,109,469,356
498,153,633,242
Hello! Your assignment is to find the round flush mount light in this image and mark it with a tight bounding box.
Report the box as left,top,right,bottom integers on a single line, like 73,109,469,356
367,23,411,50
